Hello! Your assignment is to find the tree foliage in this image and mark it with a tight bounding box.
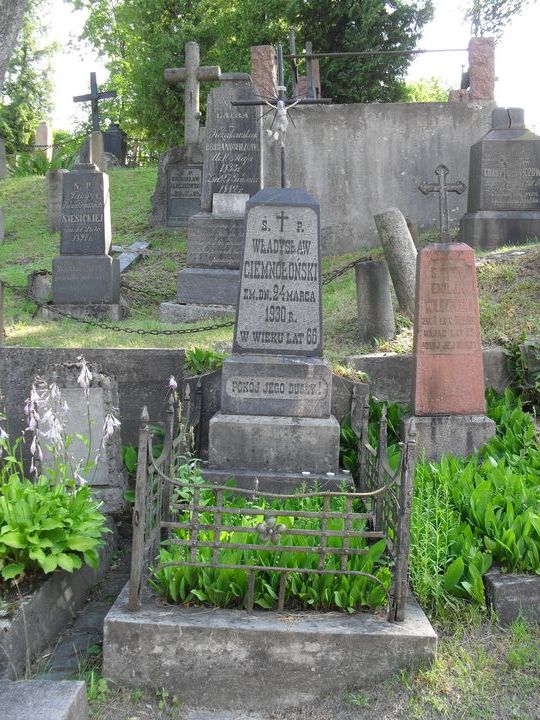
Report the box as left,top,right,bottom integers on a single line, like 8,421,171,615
0,4,58,153
69,0,434,147
465,0,531,39
0,0,29,91
402,77,449,103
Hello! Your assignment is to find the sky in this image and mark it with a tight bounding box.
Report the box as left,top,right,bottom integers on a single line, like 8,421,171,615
46,0,540,132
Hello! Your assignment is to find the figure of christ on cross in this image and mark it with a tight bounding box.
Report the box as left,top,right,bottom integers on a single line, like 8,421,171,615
231,44,332,188
164,41,221,146
419,164,467,241
73,72,117,132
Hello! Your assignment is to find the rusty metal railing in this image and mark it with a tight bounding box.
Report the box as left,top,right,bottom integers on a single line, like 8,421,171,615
128,389,416,622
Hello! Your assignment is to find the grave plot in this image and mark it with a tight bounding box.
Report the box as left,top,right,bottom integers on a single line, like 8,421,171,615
103,392,435,714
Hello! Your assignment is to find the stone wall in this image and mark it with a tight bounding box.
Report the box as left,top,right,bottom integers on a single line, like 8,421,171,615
0,347,185,445
263,101,495,254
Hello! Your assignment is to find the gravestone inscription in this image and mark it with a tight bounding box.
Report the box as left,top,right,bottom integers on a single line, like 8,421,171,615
167,164,203,226
60,164,111,255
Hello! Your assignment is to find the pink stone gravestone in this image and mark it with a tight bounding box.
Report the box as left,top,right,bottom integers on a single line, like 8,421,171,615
410,242,495,459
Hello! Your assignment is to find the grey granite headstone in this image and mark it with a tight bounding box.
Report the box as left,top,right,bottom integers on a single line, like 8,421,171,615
207,187,346,487
0,136,7,180
460,107,540,248
201,74,261,212
0,208,4,244
60,163,111,254
150,144,203,228
50,163,123,317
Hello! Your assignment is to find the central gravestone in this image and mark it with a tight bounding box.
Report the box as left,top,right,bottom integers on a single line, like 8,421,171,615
160,74,262,322
206,188,345,491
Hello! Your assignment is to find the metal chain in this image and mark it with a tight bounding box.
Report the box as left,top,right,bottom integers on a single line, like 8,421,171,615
1,255,366,336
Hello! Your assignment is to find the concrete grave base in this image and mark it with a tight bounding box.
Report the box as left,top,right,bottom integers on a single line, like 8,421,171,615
209,412,341,474
202,465,353,493
404,414,496,461
52,256,120,304
484,568,540,626
0,523,117,680
41,302,127,321
460,210,540,249
103,583,437,713
0,679,88,720
177,267,240,306
159,302,235,323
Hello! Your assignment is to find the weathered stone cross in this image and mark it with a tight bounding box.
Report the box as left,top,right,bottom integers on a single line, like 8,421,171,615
164,41,221,145
73,72,117,132
419,164,466,240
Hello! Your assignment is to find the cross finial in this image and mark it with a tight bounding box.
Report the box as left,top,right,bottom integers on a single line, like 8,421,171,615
419,164,466,241
164,41,221,145
73,72,117,132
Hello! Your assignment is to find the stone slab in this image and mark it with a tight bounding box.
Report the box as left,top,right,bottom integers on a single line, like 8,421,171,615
355,259,395,346
47,169,68,233
404,414,496,461
233,188,322,357
221,355,332,417
202,467,353,494
412,243,485,416
0,522,117,680
460,210,540,249
159,302,235,323
0,679,88,720
213,193,249,217
52,255,120,304
42,302,125,322
177,267,240,305
60,164,111,255
117,240,150,273
186,213,245,268
484,568,540,626
151,144,204,228
208,412,340,474
201,79,261,212
0,207,4,244
103,583,437,713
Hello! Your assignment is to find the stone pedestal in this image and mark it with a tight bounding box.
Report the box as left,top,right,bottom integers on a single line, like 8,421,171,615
374,207,416,316
460,107,540,249
355,259,395,346
150,144,203,228
0,136,8,179
410,242,495,459
34,121,53,161
90,130,104,170
52,255,120,304
46,169,68,232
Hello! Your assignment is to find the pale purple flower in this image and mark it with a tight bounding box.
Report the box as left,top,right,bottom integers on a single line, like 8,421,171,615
76,357,93,396
30,434,43,462
50,383,61,402
42,415,64,448
75,472,88,486
169,376,178,391
0,426,8,442
102,412,121,439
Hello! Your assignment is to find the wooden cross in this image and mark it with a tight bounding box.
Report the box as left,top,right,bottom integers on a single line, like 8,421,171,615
419,164,466,240
73,72,117,132
164,41,221,145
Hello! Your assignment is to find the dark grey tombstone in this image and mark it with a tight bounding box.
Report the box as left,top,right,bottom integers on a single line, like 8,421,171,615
460,107,540,249
201,73,262,212
60,163,111,255
0,136,7,180
103,123,127,166
207,187,346,488
151,144,204,228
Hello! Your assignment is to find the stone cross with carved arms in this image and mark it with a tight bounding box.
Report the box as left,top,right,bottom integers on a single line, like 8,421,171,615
73,72,117,132
164,41,221,145
419,164,466,241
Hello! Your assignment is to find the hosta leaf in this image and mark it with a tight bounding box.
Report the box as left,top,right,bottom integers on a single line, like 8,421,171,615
442,557,464,591
1,563,25,580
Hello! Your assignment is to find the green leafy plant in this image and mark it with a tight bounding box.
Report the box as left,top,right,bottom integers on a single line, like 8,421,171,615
184,347,225,376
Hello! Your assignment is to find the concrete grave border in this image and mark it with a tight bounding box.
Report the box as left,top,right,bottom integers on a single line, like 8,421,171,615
484,568,540,626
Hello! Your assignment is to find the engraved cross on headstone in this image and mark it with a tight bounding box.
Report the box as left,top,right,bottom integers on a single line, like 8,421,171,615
73,72,117,132
164,41,221,145
419,164,466,240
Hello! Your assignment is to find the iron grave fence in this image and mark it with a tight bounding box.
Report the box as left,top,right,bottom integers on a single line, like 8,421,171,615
128,386,416,622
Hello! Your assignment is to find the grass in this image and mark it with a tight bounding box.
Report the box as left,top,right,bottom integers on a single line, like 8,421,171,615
73,616,539,719
2,168,540,359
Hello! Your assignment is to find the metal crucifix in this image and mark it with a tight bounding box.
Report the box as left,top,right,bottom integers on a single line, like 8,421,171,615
73,72,117,132
419,164,467,241
231,44,332,188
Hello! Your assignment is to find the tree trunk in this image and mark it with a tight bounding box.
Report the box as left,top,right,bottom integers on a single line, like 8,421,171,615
0,0,29,91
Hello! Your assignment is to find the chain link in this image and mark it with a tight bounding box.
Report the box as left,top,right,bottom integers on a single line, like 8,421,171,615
1,255,366,337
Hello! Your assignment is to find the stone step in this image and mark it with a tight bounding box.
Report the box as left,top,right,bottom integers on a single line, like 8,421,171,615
0,679,88,720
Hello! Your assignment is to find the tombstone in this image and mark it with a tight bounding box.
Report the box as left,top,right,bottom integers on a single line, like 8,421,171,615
73,72,118,172
160,73,262,322
151,41,220,228
41,363,127,514
460,107,540,249
103,123,127,166
34,121,53,162
0,136,8,179
205,187,348,491
46,169,68,232
404,242,495,460
0,208,4,244
374,207,417,316
48,163,124,320
355,259,395,346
